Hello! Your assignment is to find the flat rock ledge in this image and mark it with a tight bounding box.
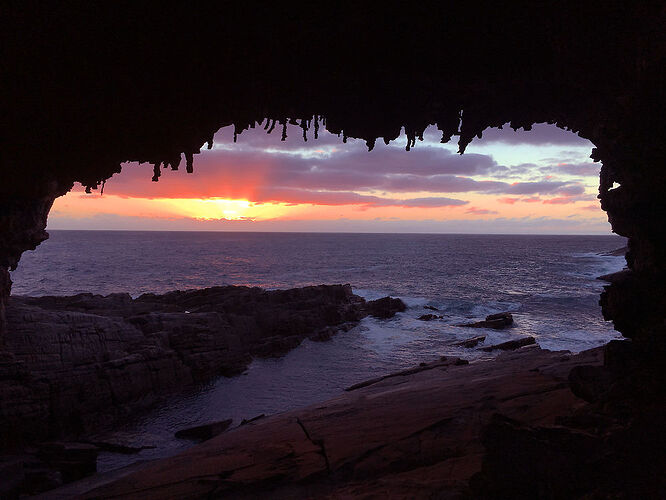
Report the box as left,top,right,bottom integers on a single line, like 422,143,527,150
0,285,404,447
47,346,604,499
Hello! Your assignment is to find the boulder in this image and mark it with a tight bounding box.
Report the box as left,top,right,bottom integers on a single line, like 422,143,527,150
568,365,615,403
175,419,233,442
458,312,513,329
418,313,443,321
364,296,406,319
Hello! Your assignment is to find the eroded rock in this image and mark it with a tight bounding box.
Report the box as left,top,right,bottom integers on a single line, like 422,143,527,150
0,285,401,445
458,312,514,329
363,296,406,319
418,313,443,321
454,335,486,348
63,347,605,499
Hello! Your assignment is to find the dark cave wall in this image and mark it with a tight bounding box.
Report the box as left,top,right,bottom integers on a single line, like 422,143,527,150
596,140,666,353
0,181,71,341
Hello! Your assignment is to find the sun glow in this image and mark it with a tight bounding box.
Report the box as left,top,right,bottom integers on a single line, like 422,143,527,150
46,123,611,234
159,198,294,221
166,198,252,220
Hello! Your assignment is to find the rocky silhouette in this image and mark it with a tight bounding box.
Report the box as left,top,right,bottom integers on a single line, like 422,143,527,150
0,285,404,446
0,3,664,497
458,312,514,329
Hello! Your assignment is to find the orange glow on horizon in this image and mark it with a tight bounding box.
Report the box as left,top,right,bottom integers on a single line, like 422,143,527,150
163,198,284,221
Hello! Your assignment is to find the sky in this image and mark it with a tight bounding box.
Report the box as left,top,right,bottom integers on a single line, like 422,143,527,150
49,122,611,234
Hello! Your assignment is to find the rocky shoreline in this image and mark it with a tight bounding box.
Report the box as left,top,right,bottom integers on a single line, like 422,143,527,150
1,285,663,498
37,340,664,499
37,345,608,499
0,284,407,495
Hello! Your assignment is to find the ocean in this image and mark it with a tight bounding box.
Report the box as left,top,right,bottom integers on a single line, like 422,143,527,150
11,231,626,470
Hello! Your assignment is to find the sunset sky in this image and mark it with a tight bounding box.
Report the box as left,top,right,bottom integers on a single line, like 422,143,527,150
49,123,610,234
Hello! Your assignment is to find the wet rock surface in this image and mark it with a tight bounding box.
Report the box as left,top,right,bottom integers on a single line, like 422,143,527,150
458,312,514,329
0,285,404,447
362,296,407,319
453,335,486,348
49,347,616,499
417,313,443,321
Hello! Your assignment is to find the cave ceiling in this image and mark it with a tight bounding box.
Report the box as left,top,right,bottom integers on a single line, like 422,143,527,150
2,2,663,196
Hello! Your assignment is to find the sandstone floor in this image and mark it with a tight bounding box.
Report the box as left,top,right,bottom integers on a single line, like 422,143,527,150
42,346,602,499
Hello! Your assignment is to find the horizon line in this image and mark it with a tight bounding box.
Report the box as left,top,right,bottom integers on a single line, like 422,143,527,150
46,228,621,237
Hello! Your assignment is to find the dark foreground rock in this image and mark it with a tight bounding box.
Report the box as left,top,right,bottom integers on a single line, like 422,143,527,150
458,312,513,329
417,313,443,321
363,296,406,319
0,285,404,448
36,442,98,484
174,419,233,442
47,347,622,499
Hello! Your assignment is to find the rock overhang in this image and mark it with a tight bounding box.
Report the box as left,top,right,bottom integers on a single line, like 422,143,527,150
0,2,664,344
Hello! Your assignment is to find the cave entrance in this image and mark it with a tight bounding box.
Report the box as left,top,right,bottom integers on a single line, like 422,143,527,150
40,122,609,234
2,120,629,473
11,121,624,352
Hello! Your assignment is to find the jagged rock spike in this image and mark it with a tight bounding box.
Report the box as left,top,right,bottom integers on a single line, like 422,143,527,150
151,162,161,182
185,151,194,174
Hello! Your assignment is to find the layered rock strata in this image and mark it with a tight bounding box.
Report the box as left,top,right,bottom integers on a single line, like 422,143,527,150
48,346,627,499
0,285,401,446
